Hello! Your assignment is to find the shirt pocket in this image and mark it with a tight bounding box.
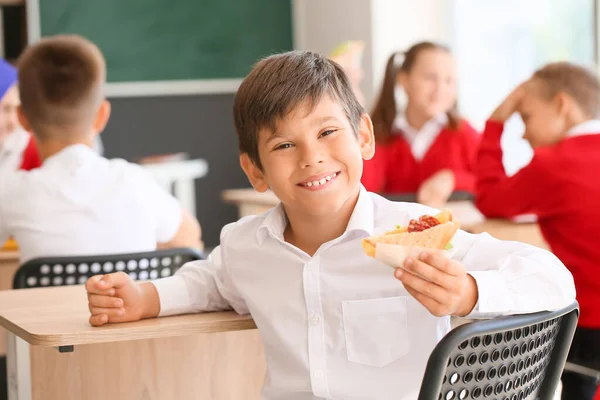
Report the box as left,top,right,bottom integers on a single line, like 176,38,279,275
342,296,410,368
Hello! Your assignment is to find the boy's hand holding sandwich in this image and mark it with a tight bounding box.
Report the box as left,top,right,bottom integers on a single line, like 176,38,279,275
362,210,478,317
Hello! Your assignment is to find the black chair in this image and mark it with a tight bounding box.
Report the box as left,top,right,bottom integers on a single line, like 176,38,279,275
417,301,579,400
12,247,203,289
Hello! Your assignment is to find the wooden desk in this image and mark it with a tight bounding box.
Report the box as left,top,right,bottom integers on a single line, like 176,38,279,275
466,219,549,250
0,251,19,357
0,285,266,400
223,188,278,218
222,188,549,250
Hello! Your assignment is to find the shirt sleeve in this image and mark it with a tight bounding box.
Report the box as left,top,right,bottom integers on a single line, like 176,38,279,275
151,222,248,316
450,229,576,318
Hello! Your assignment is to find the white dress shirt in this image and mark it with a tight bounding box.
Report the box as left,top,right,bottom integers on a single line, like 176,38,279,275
153,188,574,400
0,144,182,263
394,114,448,161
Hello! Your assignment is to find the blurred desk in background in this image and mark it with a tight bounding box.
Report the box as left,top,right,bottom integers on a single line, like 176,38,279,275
142,158,208,218
222,188,549,250
222,188,278,218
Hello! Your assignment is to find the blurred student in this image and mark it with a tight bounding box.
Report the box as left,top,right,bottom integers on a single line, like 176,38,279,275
0,58,41,171
0,35,202,263
362,42,479,208
476,62,600,400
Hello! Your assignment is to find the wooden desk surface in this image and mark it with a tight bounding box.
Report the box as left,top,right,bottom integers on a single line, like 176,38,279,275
0,285,256,347
223,188,278,207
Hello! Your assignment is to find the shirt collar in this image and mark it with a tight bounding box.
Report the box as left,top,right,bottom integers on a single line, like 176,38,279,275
256,202,288,245
344,185,375,237
393,113,448,141
567,120,600,137
256,185,375,245
42,144,98,168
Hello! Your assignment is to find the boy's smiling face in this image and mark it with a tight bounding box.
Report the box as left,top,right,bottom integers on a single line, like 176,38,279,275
241,94,374,217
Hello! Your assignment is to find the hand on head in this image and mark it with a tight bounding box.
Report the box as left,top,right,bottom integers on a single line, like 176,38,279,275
490,84,527,123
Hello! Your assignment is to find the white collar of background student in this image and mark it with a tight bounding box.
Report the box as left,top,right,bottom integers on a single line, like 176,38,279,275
393,113,448,160
566,119,600,137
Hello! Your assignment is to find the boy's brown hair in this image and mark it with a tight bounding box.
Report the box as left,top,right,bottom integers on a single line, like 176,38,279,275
532,62,600,118
233,50,364,170
17,35,105,140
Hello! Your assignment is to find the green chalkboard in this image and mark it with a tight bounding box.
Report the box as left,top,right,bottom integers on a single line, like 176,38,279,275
37,0,293,83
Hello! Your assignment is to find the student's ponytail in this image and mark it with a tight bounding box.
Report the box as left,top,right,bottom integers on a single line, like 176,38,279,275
371,52,401,144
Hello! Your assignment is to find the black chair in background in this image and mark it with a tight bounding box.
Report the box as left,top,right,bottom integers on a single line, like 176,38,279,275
12,247,203,289
418,301,579,400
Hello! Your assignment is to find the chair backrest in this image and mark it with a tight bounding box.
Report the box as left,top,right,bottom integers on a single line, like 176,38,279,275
13,247,203,289
418,301,579,400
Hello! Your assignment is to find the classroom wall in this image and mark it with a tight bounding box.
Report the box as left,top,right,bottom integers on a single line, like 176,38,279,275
370,0,454,99
102,94,248,249
293,0,452,110
292,0,375,106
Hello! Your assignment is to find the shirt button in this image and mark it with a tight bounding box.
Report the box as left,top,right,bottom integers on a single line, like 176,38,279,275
310,314,321,325
314,370,324,379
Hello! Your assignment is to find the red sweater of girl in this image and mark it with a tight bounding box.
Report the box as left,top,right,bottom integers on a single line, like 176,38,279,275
361,121,480,194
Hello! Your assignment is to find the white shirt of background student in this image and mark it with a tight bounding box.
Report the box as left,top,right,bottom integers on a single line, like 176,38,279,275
0,143,201,263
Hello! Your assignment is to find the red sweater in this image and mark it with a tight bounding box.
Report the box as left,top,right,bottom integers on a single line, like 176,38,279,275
19,134,42,171
361,121,480,194
476,120,600,328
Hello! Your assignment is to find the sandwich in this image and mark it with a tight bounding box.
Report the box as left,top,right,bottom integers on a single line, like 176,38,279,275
362,210,460,263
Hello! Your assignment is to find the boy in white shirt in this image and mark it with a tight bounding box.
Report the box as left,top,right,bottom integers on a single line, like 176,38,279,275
86,51,575,399
0,35,202,262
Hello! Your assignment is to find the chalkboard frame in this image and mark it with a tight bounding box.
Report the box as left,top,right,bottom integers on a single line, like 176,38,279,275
24,0,293,97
